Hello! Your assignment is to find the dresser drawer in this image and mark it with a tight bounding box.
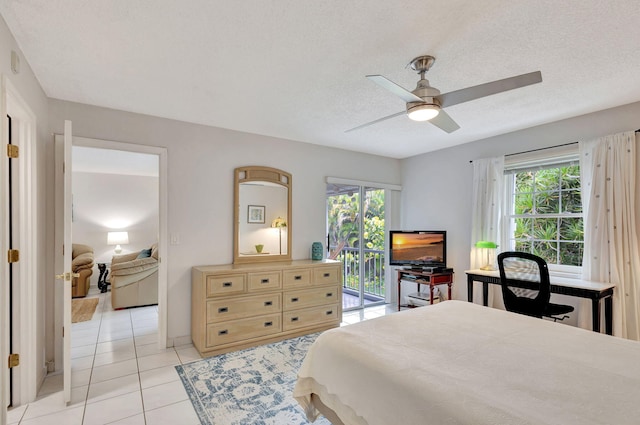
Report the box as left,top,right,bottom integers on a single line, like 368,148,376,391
283,269,312,288
283,304,339,331
284,286,339,310
206,274,246,297
248,271,282,291
206,313,282,347
313,267,340,285
206,294,281,322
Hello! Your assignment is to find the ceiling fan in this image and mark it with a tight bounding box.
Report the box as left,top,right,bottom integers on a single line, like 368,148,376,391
346,55,542,134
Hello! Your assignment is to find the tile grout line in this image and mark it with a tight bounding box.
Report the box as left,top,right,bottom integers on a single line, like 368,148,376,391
80,289,107,424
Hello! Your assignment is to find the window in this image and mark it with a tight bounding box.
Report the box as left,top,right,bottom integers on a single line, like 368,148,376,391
505,155,583,271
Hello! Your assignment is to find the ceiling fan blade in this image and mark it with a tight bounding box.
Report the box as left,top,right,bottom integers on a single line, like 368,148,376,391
438,71,542,108
345,111,405,133
429,110,460,133
366,75,423,103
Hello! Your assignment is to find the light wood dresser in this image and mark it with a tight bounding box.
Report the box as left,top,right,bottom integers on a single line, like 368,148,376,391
191,259,342,357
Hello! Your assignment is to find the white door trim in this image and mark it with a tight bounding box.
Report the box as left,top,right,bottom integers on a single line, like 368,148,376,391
72,136,168,348
6,77,39,405
0,75,39,423
1,75,10,425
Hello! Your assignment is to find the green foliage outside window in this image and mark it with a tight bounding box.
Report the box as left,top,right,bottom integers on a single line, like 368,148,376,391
327,189,385,296
511,165,583,266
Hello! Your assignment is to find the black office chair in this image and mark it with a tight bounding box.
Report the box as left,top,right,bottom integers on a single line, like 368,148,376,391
497,251,574,321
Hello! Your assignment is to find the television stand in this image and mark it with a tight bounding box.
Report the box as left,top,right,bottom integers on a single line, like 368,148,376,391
397,268,454,310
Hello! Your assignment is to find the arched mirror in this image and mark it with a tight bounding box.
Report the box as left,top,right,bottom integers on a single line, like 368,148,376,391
234,166,292,264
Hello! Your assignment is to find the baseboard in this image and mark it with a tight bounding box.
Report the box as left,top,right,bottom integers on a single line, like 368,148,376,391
168,334,192,348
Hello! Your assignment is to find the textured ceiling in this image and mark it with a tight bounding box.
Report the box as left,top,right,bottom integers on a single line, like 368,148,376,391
2,1,640,159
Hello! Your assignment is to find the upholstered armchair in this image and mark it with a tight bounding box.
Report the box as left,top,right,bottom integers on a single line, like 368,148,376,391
110,243,159,309
72,244,94,298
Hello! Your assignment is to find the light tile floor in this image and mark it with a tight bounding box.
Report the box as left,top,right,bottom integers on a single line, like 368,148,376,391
8,287,395,424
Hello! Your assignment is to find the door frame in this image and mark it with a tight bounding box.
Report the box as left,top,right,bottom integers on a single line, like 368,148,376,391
54,135,169,354
1,75,39,422
75,136,168,348
1,76,39,410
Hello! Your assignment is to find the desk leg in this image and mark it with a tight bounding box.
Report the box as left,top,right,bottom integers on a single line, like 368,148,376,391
605,296,613,335
467,275,473,302
483,283,489,307
447,282,452,301
591,298,601,333
429,284,434,304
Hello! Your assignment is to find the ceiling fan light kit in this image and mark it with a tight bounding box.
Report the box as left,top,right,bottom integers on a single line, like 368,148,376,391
347,54,542,134
407,102,440,121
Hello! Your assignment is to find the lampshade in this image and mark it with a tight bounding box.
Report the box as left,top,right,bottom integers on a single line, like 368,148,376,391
476,240,498,271
271,217,287,228
407,103,440,121
475,241,498,249
107,231,129,254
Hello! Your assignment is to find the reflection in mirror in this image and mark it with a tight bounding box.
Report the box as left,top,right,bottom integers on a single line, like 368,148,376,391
234,166,291,263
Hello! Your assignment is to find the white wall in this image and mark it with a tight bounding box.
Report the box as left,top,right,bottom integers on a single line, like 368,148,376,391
0,14,50,400
400,100,640,318
72,171,159,283
48,99,402,345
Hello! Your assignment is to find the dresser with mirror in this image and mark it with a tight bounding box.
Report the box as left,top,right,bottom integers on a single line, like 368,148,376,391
191,166,342,357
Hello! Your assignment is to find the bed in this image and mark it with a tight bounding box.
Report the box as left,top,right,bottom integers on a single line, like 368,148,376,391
293,300,640,425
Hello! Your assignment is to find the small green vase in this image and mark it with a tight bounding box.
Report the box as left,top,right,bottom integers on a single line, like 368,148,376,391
311,242,323,260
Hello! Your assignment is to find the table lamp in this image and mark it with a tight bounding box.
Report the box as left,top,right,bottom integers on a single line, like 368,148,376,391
107,231,129,254
271,217,287,255
475,240,498,271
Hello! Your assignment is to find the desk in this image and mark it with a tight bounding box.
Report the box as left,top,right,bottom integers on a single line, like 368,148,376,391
397,269,454,310
465,269,615,335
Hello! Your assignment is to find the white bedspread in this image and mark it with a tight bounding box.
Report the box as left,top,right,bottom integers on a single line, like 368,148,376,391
294,301,640,425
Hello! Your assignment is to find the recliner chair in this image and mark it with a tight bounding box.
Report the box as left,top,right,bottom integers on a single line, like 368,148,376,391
72,243,94,298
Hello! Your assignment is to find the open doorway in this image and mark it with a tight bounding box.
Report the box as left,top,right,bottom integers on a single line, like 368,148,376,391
69,144,162,390
71,145,159,296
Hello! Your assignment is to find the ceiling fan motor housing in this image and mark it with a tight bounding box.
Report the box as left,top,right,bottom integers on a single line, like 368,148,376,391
407,78,441,117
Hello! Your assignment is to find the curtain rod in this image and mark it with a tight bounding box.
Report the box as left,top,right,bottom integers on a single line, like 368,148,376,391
469,129,640,163
469,141,577,163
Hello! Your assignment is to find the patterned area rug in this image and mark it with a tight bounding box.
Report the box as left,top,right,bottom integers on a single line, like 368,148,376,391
176,333,331,425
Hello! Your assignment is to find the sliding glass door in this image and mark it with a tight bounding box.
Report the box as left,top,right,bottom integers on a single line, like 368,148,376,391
326,183,386,310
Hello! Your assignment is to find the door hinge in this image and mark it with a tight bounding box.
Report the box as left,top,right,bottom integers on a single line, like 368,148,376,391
8,353,19,368
7,249,19,263
7,144,19,159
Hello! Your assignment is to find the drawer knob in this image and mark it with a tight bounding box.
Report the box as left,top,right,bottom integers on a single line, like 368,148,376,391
218,329,228,335
326,292,333,297
264,321,273,327
323,273,330,277
223,282,232,287
264,301,273,306
218,307,228,313
291,317,299,322
291,297,299,302
261,278,270,284
326,310,333,315
294,275,302,280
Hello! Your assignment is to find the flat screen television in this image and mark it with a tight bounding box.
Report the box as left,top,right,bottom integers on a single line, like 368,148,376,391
389,230,447,269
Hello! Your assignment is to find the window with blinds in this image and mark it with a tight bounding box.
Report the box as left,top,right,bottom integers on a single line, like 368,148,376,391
504,146,583,270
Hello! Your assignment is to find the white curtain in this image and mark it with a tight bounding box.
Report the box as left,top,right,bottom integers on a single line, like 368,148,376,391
470,156,504,306
580,131,640,340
